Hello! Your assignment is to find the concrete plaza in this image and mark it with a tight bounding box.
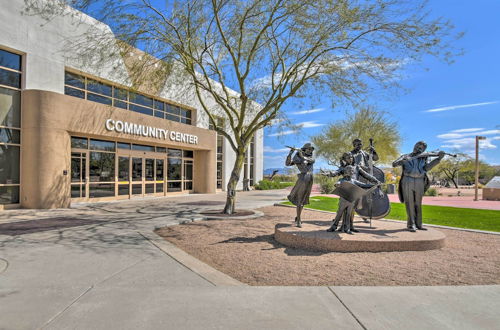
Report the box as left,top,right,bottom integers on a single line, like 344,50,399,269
1,190,499,329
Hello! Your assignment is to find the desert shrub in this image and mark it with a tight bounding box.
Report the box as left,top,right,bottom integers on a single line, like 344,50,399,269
254,179,295,190
316,175,336,194
425,187,438,196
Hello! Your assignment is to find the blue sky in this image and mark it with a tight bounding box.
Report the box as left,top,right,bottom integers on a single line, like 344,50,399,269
263,0,500,169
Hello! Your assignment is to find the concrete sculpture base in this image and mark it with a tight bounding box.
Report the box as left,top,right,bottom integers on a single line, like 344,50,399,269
274,220,445,252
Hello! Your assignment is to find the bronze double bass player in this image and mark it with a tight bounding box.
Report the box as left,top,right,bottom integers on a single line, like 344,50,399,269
354,138,391,225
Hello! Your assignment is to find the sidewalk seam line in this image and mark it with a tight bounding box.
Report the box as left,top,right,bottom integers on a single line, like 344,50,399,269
328,287,367,330
138,231,218,287
39,285,94,330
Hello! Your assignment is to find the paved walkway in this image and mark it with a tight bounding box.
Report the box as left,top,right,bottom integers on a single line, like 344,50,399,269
1,190,499,329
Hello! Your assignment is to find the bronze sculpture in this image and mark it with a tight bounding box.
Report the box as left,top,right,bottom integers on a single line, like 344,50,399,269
285,143,315,227
354,138,391,223
392,141,446,232
326,164,379,234
351,138,379,168
321,152,379,233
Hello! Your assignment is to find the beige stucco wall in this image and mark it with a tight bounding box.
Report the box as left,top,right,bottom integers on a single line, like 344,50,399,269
21,90,216,209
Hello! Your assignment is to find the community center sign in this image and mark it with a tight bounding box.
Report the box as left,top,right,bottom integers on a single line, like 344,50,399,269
105,119,199,145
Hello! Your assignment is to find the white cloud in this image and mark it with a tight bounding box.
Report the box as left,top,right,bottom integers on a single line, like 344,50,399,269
437,127,500,152
290,108,325,115
297,121,325,128
268,130,298,137
437,133,462,139
450,128,484,133
264,146,289,153
424,101,498,113
437,129,500,140
440,137,499,151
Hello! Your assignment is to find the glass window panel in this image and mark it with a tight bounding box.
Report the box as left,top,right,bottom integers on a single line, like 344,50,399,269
64,86,85,99
71,157,82,183
132,184,142,195
180,117,191,125
64,72,85,89
0,87,20,128
0,49,21,71
156,183,164,193
0,69,21,89
89,152,115,182
90,139,115,151
129,103,153,116
183,150,193,158
166,104,180,115
114,100,128,110
154,110,165,119
167,158,181,180
145,183,154,194
145,159,154,181
71,137,88,149
184,162,193,180
0,185,19,204
89,184,115,198
184,181,193,190
114,87,128,100
88,92,112,105
132,144,155,152
87,79,112,96
118,157,129,181
180,109,191,118
166,114,179,122
132,158,142,181
118,184,130,196
0,128,20,144
185,118,192,125
155,159,164,180
129,92,153,107
154,100,164,110
156,147,166,153
71,185,82,198
0,145,20,184
167,181,181,192
167,149,182,158
117,142,130,149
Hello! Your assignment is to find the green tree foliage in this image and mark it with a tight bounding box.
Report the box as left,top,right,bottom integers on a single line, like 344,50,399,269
459,159,497,185
312,107,400,165
430,153,468,188
431,154,497,186
25,0,461,213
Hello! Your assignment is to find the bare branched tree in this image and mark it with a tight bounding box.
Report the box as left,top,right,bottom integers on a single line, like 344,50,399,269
25,0,461,213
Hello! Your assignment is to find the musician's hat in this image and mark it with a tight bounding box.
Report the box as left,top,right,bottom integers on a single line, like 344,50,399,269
301,143,315,150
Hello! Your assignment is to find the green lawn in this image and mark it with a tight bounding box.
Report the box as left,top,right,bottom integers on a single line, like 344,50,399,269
282,196,500,232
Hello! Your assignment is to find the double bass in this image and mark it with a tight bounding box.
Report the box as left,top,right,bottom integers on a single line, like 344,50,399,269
355,139,391,222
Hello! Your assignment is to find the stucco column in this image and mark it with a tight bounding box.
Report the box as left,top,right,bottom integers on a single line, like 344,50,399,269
21,91,71,208
193,149,216,194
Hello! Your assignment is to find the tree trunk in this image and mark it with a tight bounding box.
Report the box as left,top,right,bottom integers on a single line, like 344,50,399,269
243,160,250,191
223,151,245,214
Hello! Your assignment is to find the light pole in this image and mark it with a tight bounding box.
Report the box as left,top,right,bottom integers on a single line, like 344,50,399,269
474,136,486,201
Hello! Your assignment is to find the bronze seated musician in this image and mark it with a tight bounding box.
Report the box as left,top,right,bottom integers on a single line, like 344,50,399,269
321,153,379,234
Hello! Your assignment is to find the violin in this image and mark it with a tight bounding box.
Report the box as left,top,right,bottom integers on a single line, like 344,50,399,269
412,151,457,159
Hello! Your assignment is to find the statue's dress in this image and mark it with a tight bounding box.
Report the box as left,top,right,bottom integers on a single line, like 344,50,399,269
286,153,314,207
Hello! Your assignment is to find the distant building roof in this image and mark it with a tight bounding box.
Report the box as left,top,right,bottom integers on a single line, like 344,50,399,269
485,176,500,188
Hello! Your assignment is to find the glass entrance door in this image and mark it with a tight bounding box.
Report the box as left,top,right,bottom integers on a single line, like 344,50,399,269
70,152,87,198
131,157,143,196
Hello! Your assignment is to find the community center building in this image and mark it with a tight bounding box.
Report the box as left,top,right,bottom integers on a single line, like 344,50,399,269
0,0,263,209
